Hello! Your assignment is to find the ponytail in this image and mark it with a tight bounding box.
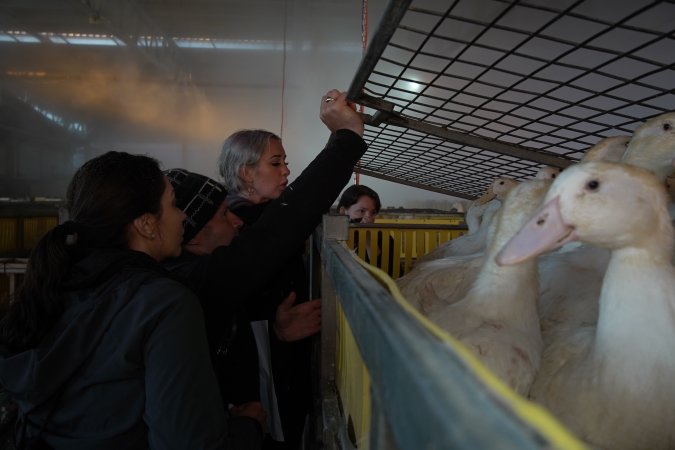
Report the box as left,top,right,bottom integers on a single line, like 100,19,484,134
0,151,165,352
1,221,80,351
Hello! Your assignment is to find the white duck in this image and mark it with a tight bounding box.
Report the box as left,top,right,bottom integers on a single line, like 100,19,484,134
536,244,609,345
622,111,675,181
402,175,548,315
536,135,630,342
418,177,518,263
537,131,665,343
581,135,631,163
464,199,499,237
398,251,485,315
400,183,511,314
623,111,675,225
535,165,560,180
449,201,468,213
497,161,675,450
426,179,551,395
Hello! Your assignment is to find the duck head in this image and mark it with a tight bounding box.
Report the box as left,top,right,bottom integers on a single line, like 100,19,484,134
496,161,670,265
622,112,675,181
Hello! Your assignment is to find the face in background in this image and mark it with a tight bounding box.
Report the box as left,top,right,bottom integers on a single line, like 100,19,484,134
155,177,188,260
243,139,290,204
340,195,378,224
186,200,244,255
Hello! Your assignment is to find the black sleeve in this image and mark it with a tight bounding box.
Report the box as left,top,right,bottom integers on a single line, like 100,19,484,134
189,129,367,305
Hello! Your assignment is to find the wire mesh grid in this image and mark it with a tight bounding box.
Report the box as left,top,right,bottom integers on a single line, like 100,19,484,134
348,0,675,200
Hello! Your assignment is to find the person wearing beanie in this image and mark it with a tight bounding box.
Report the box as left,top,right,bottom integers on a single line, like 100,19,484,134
162,89,366,449
165,169,230,245
165,169,266,450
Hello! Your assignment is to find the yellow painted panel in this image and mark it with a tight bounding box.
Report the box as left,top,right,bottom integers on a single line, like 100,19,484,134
335,301,371,449
346,223,468,277
376,215,465,226
0,219,18,254
22,217,58,252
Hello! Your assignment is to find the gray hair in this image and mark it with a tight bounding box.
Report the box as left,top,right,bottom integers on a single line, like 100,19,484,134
218,129,281,194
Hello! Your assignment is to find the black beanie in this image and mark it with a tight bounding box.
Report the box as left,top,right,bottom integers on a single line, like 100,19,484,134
165,169,227,244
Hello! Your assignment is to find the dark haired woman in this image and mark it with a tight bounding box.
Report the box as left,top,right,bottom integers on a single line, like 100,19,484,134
337,184,381,224
337,184,396,275
0,152,232,449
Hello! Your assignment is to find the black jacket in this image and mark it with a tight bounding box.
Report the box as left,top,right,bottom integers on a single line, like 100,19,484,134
227,196,312,449
165,130,367,408
0,249,230,450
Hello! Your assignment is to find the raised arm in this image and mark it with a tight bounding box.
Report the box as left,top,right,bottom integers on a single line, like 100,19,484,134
193,90,367,303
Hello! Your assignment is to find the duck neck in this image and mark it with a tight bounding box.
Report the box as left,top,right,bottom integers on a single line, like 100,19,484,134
465,222,540,325
465,203,484,235
594,248,675,375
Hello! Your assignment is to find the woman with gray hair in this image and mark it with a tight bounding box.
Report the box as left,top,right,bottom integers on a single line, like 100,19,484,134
218,127,310,450
219,129,287,203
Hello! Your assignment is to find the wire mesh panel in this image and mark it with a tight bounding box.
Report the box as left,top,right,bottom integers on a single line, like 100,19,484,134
349,0,675,199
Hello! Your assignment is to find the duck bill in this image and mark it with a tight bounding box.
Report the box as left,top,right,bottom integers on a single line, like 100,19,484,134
495,196,576,266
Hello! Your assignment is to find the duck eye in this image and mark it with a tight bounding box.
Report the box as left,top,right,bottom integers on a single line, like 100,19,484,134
587,180,600,191
664,122,672,131
551,173,557,179
499,181,504,185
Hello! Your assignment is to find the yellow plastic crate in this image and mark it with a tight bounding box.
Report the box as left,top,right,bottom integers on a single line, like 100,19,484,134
347,222,467,278
0,215,59,257
376,216,465,226
22,216,59,252
0,218,18,255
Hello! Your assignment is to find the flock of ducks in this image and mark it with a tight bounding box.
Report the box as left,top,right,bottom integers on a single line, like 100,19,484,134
418,176,519,263
397,112,675,450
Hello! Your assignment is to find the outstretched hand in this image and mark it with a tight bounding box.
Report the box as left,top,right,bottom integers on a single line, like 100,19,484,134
274,292,321,342
229,401,267,429
320,89,364,137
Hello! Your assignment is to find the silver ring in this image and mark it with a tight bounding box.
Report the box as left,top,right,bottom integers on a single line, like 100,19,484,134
324,97,335,103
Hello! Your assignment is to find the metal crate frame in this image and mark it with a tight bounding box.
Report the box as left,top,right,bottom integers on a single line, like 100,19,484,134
348,0,675,200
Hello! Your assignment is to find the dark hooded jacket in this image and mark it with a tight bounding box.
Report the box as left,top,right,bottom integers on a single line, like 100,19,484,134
0,249,229,450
